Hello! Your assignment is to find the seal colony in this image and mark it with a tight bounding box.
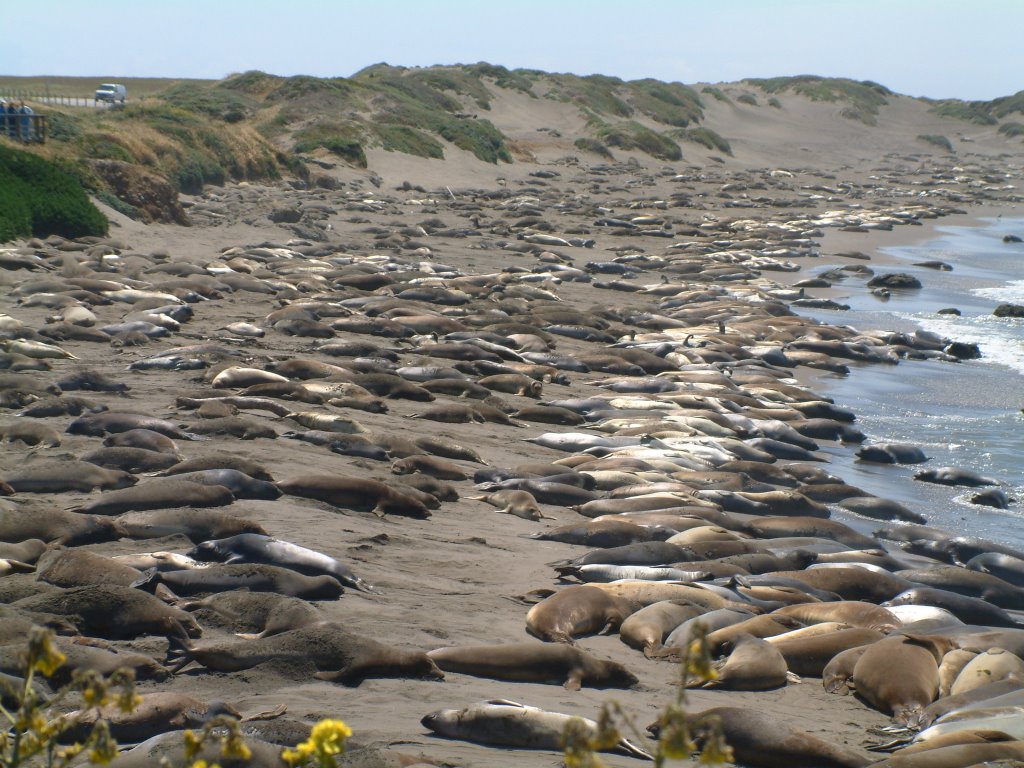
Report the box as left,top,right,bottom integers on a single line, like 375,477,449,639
1,145,1024,767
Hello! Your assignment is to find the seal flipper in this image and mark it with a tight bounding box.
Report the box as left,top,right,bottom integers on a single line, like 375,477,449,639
131,567,162,593
564,671,583,691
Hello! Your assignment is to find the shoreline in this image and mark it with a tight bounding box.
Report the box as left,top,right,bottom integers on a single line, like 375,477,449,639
3,163,1024,767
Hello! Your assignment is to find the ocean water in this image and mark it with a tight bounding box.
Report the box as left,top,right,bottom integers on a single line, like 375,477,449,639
793,218,1024,547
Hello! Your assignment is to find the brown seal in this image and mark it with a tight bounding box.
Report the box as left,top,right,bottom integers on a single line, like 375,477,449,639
649,706,871,767
72,479,236,516
180,591,322,639
14,584,201,639
390,454,469,481
706,614,806,654
852,634,956,726
133,563,344,601
0,506,124,545
525,585,635,644
1,461,136,493
115,508,265,542
696,634,795,690
618,600,704,657
822,644,872,694
169,622,443,686
774,601,902,631
278,475,430,518
771,626,885,676
61,692,240,744
427,642,637,690
471,489,544,520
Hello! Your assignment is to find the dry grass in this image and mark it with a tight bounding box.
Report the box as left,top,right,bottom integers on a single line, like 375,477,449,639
0,75,213,99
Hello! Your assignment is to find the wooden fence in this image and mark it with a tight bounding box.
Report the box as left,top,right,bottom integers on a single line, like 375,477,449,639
1,113,48,144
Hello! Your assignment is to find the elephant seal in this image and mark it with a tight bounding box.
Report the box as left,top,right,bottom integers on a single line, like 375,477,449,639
36,549,145,588
426,642,637,690
839,496,927,524
168,622,443,686
618,600,704,656
81,447,182,474
915,467,1000,487
705,614,806,654
771,627,886,676
884,587,1024,628
423,700,652,759
278,475,430,518
950,648,1024,696
525,585,635,644
179,591,322,639
742,517,877,550
968,553,1024,588
73,479,236,516
472,489,544,520
971,488,1013,508
169,469,281,500
115,508,265,543
774,602,902,632
648,706,870,767
390,454,469,481
857,444,929,464
868,741,1024,767
60,692,240,744
893,566,1024,610
823,644,872,695
14,584,201,639
160,456,274,481
104,428,180,454
767,568,911,603
0,539,47,564
853,634,955,725
528,519,665,548
66,412,201,440
187,533,370,591
16,638,171,685
1,461,136,493
0,507,124,545
697,634,794,690
937,648,978,697
133,563,344,600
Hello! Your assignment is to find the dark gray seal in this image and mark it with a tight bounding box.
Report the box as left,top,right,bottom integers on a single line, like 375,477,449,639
1,461,136,493
73,479,236,516
133,563,344,600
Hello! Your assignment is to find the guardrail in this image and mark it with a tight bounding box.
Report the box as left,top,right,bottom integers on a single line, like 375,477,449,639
1,114,48,144
0,92,120,108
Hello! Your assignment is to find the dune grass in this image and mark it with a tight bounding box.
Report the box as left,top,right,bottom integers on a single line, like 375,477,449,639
917,134,954,152
745,75,889,125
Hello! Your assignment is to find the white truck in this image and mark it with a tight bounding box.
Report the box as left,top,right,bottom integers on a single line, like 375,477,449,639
95,84,127,104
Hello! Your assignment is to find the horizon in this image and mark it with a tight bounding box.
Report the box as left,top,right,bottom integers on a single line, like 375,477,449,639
0,0,1020,102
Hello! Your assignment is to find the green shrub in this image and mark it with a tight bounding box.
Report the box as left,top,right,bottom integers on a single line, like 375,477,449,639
46,111,83,142
998,122,1024,137
745,75,888,124
293,122,367,167
158,81,255,120
78,133,134,163
990,90,1024,119
629,79,704,127
93,188,139,219
574,137,613,158
737,93,758,106
768,96,782,109
0,144,108,241
702,86,731,103
594,121,682,161
376,124,445,158
917,133,954,152
171,149,226,193
928,100,997,125
671,127,732,155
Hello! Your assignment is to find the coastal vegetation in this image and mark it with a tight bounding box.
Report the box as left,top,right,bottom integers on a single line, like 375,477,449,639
917,133,954,152
2,67,1023,226
745,75,890,124
0,144,107,241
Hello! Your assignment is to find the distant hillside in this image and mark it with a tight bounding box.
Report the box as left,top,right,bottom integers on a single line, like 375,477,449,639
2,66,1022,222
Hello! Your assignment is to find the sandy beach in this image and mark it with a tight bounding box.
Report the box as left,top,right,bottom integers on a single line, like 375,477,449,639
3,82,1024,768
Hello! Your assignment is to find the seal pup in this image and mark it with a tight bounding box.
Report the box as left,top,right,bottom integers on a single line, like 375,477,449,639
695,634,796,690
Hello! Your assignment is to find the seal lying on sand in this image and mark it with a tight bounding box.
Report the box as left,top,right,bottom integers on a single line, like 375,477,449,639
168,622,442,686
427,642,637,690
423,699,652,759
187,533,370,591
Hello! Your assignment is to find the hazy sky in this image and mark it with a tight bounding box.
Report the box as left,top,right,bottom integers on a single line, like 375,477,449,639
2,0,1019,100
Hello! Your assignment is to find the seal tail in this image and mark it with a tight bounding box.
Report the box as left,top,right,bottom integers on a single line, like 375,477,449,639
180,432,212,441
